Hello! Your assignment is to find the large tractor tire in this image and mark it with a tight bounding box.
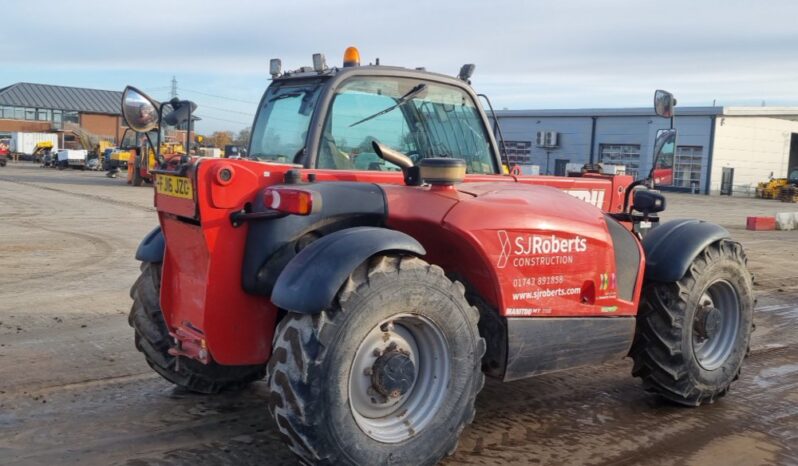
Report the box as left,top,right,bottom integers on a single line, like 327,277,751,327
129,262,266,394
631,240,754,406
267,255,485,466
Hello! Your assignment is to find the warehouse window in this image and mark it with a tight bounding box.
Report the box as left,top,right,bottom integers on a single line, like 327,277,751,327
599,144,640,178
14,107,24,120
673,146,703,189
25,108,36,120
37,109,51,121
64,111,79,124
52,110,62,122
504,140,532,164
0,106,12,119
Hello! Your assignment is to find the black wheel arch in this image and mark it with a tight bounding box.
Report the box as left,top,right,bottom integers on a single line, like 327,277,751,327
242,182,388,296
135,226,165,263
643,219,730,282
271,226,426,314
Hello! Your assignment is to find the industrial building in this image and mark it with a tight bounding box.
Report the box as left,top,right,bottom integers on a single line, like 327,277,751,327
0,82,192,152
493,106,798,195
0,82,125,146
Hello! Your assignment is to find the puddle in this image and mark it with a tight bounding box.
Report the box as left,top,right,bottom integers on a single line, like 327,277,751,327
754,364,798,388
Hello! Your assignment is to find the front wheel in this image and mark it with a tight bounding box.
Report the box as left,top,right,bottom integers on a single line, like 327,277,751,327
631,240,754,405
129,262,266,394
267,255,485,465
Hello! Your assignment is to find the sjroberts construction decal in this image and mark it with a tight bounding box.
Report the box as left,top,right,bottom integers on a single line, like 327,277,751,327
565,189,605,208
497,230,587,269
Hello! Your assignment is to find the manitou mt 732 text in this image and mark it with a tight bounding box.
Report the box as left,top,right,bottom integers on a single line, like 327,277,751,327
124,48,753,465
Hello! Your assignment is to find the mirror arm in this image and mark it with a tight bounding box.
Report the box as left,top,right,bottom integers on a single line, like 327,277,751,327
180,105,193,164
156,102,167,167
623,180,645,213
477,93,509,172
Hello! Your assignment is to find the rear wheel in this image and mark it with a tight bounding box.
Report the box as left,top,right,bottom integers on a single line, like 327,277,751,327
267,255,485,465
129,261,266,394
631,240,754,405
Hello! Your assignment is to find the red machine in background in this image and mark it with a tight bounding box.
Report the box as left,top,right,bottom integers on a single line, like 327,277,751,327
0,140,9,167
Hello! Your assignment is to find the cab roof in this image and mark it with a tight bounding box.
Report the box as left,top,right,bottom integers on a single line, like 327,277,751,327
273,64,472,90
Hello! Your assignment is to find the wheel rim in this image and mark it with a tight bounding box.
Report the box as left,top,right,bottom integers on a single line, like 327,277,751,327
692,280,741,370
348,314,450,444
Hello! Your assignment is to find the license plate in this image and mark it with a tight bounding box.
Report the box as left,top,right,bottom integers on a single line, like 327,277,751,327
156,174,193,200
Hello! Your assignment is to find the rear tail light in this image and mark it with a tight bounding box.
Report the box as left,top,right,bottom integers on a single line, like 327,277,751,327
263,188,320,215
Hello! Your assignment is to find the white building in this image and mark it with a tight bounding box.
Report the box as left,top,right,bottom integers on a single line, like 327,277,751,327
493,106,798,195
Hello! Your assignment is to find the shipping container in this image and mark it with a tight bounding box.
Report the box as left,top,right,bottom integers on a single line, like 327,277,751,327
10,132,59,155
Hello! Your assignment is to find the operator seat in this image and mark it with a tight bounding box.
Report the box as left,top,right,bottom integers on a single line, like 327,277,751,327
319,132,354,170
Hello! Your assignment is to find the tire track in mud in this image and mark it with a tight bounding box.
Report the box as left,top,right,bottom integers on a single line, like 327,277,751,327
0,181,134,289
0,223,116,287
0,176,155,213
444,344,798,466
1,373,158,399
0,378,285,466
0,183,63,220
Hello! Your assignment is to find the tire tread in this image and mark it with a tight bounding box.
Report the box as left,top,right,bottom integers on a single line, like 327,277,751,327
129,262,266,394
266,255,485,465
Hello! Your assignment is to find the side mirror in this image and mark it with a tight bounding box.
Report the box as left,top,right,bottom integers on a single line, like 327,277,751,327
121,86,159,132
654,89,676,118
163,97,198,127
632,189,666,216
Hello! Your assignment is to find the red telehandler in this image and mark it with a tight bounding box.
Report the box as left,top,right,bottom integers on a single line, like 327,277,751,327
125,48,753,465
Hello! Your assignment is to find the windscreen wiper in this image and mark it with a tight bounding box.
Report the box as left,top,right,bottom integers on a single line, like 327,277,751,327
268,92,303,102
349,83,427,128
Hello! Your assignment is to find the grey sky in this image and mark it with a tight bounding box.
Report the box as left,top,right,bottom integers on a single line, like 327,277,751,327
2,0,797,132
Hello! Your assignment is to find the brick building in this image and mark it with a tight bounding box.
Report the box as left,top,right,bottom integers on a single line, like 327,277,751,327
0,82,125,145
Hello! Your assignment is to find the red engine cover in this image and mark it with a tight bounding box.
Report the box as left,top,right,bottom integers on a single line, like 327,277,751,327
383,182,644,318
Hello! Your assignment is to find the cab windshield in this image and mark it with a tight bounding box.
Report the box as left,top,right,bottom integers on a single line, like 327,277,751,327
320,77,497,174
249,76,497,173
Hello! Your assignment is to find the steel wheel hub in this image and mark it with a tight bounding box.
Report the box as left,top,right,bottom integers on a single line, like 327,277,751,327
692,280,741,371
694,305,722,340
348,314,450,444
371,346,416,399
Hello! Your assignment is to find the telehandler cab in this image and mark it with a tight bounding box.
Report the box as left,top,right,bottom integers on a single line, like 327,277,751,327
126,48,753,466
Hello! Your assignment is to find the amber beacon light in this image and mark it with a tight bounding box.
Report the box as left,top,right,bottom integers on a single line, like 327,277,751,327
343,46,361,67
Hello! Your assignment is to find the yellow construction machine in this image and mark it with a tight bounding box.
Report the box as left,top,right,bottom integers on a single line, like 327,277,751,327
128,138,185,186
33,141,55,166
756,177,789,199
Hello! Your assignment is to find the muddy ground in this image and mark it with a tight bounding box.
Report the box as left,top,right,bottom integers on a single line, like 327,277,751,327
0,163,796,465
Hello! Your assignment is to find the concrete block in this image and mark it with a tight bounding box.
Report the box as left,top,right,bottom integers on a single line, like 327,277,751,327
776,212,795,231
